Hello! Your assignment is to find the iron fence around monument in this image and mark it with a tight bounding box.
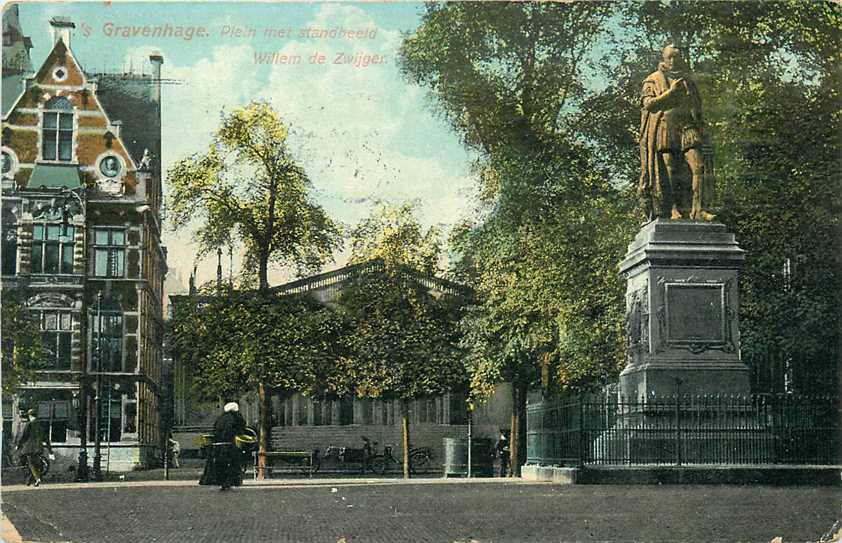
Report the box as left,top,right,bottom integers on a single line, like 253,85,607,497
526,394,840,467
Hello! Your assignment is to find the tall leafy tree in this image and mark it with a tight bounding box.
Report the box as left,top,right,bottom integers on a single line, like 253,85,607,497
166,102,342,476
337,202,466,478
1,293,44,394
169,290,348,451
403,1,842,474
401,2,634,474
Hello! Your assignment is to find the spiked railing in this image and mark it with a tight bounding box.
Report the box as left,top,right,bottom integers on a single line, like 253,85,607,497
526,393,840,467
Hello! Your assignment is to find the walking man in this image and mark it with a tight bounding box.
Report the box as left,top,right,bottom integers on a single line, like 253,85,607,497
15,409,52,487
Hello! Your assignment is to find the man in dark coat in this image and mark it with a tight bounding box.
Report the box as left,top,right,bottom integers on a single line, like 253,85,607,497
200,402,247,490
15,409,52,487
495,429,510,478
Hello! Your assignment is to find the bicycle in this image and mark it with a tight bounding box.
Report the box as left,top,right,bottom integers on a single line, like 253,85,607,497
369,443,434,475
322,436,374,474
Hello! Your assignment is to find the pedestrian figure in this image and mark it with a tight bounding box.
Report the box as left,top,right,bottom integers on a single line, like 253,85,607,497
15,409,52,487
495,429,510,478
168,433,181,468
200,402,246,490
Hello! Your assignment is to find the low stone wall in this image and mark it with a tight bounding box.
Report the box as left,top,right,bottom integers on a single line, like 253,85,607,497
49,443,159,473
521,465,578,484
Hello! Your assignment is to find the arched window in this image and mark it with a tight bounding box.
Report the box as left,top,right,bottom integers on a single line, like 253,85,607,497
42,96,74,161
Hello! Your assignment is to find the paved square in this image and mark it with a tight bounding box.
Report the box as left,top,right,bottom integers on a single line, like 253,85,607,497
2,479,840,542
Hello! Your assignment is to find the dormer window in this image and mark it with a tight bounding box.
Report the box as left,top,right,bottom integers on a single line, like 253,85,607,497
42,96,74,162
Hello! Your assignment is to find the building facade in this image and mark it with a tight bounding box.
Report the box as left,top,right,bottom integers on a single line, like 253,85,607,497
169,262,511,469
1,12,167,471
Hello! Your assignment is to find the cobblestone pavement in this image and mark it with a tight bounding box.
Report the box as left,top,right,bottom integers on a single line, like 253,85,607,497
2,479,840,543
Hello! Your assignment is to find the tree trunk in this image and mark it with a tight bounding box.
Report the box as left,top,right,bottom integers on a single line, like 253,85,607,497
258,252,270,292
256,252,271,479
509,379,528,477
836,219,842,463
257,383,270,480
401,401,411,479
509,406,517,478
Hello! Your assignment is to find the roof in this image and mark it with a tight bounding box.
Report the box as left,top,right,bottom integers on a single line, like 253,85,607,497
93,73,161,167
1,74,26,117
2,4,34,117
169,260,473,312
28,164,82,189
272,260,471,298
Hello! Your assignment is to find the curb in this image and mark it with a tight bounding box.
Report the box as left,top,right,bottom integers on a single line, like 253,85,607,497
1,476,536,492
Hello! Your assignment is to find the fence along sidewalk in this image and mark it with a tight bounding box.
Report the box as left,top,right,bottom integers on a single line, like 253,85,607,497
526,393,840,467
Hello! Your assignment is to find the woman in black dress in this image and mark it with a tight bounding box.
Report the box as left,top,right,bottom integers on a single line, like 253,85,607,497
200,402,247,490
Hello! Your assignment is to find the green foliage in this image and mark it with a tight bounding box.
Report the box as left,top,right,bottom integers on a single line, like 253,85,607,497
401,4,637,400
337,202,466,401
400,2,614,156
453,161,636,400
589,1,842,392
1,293,44,394
169,289,348,401
337,268,466,401
348,201,441,275
403,1,842,398
717,81,841,393
165,101,342,289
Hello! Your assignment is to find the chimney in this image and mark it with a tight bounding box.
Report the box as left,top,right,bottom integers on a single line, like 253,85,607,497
148,51,164,177
49,17,75,49
149,52,164,104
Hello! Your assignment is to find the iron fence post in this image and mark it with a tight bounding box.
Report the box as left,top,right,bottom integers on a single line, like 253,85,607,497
674,380,682,466
576,393,584,468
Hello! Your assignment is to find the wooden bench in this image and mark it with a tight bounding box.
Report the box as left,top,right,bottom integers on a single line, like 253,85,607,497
254,450,317,479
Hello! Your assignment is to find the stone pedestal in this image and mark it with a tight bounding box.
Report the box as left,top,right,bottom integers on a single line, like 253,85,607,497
618,220,750,399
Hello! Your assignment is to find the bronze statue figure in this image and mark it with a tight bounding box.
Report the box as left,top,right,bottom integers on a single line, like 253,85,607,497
639,44,715,222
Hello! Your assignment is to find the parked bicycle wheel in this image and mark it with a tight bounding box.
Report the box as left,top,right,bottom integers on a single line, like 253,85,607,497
409,449,431,474
369,455,387,475
298,452,321,475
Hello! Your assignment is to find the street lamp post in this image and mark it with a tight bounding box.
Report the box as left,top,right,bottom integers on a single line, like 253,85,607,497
92,290,104,481
74,389,89,482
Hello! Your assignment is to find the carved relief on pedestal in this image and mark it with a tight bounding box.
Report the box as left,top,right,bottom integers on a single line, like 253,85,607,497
624,281,649,363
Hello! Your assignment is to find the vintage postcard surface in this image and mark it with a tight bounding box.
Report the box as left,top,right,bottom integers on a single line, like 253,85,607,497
1,1,840,542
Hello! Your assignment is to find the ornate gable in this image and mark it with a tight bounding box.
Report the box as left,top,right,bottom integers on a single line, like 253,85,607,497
1,38,139,196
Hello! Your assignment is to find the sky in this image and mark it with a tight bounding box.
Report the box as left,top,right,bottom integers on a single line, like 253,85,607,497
14,1,479,293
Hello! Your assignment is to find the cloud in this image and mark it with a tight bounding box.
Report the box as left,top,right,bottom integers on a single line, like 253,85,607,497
152,4,476,288
122,43,264,286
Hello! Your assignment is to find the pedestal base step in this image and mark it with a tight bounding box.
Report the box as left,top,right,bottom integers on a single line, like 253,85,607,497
576,465,842,486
